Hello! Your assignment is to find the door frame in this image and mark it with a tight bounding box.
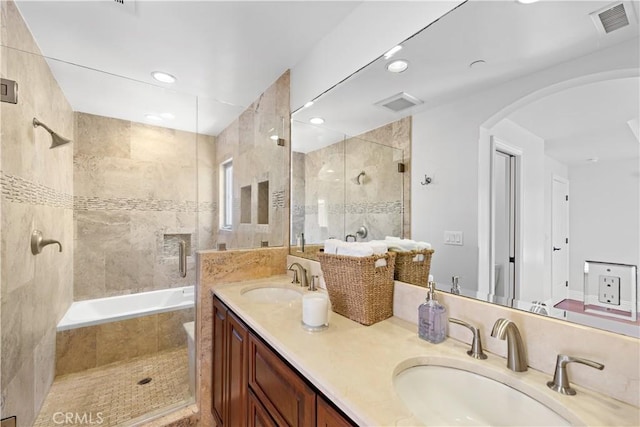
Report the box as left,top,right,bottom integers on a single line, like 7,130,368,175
489,136,523,305
551,174,570,305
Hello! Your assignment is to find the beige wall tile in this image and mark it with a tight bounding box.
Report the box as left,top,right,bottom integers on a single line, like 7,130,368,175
56,327,97,376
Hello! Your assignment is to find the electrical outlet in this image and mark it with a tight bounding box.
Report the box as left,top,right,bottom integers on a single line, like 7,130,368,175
444,231,463,246
598,275,621,305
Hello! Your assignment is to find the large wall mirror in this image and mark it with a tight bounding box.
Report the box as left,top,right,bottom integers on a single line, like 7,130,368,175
290,0,640,338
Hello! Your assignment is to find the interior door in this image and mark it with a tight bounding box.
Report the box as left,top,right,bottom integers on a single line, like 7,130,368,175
493,150,517,305
551,176,570,303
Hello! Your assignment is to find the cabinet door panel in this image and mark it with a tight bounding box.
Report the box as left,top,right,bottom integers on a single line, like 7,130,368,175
248,390,278,427
249,334,316,427
212,297,228,425
227,311,249,427
317,396,355,427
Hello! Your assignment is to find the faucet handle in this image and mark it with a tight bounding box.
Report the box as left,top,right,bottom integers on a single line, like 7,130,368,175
287,266,300,284
449,318,487,360
547,354,604,395
310,275,319,292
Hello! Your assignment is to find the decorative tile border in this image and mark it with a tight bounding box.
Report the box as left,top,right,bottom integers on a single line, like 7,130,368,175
298,200,402,216
74,197,216,213
0,171,217,213
0,171,73,209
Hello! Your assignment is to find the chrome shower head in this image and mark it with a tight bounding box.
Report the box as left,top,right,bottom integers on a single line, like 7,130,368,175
352,171,366,185
33,117,72,149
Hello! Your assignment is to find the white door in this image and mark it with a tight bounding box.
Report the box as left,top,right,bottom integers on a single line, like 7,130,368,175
493,149,517,306
551,176,569,303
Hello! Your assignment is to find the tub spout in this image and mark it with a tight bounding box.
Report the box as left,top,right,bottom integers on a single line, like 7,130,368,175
31,230,62,255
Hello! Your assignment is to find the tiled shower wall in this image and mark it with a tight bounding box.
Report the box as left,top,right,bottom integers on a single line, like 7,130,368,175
0,1,74,425
73,112,216,300
293,117,411,244
216,71,290,249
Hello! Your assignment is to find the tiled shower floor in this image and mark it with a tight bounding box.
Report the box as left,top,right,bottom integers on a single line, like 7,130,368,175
34,347,191,427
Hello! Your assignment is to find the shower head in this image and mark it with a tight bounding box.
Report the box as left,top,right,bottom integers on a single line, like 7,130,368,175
352,171,366,185
33,117,72,149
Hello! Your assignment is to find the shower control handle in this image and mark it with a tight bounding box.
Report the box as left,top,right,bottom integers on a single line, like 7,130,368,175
31,230,62,255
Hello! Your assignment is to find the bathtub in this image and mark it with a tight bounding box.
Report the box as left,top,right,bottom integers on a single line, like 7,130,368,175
57,285,195,331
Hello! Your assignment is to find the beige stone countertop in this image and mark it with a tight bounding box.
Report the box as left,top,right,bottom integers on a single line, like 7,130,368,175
212,275,640,427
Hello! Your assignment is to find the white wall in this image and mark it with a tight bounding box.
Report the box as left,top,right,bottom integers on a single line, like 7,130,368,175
411,38,639,293
569,158,639,298
290,1,463,111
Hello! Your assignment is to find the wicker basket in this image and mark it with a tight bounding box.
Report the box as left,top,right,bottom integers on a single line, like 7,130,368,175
393,249,435,287
318,252,396,326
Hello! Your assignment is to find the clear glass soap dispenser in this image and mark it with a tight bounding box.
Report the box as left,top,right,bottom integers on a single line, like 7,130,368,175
418,281,447,343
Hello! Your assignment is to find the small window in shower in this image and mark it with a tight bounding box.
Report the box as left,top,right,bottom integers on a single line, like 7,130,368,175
240,185,252,224
220,159,233,230
257,180,269,224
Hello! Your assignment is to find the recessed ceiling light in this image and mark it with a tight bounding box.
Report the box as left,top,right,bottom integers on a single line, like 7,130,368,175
516,0,539,4
304,101,314,108
151,71,177,83
269,134,279,141
309,117,325,125
145,114,163,122
383,45,403,60
386,59,409,73
160,113,175,120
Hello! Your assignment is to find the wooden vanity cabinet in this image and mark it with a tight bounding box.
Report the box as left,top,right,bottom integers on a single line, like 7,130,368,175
248,332,316,427
212,295,355,427
317,397,355,427
212,296,249,427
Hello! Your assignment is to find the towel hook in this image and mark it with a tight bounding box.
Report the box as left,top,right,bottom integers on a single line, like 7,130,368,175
421,174,432,186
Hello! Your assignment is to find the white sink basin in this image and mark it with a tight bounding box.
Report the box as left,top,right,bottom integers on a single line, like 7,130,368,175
241,286,303,303
394,364,572,426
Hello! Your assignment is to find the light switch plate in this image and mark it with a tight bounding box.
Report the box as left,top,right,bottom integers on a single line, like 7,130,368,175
444,231,463,246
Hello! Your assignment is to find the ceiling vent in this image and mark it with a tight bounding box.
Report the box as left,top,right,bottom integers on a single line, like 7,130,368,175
375,92,424,113
590,2,636,35
111,0,137,15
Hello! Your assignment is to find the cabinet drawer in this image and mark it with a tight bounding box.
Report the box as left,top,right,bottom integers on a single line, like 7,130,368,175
248,390,278,427
249,333,316,427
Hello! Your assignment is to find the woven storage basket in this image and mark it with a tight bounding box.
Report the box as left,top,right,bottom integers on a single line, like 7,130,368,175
393,249,435,287
318,252,396,326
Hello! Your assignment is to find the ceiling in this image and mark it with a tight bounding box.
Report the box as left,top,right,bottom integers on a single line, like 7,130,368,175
292,0,640,156
14,0,362,135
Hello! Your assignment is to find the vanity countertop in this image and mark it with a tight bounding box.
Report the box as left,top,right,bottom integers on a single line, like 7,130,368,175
212,275,640,426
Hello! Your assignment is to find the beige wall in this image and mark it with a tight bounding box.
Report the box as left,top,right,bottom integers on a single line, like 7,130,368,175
215,71,290,249
73,112,215,300
0,1,74,424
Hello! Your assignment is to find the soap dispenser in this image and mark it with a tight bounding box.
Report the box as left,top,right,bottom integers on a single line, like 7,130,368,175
418,281,447,343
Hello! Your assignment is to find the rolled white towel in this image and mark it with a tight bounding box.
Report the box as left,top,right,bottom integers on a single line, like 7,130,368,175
387,238,432,252
324,239,343,255
336,242,374,257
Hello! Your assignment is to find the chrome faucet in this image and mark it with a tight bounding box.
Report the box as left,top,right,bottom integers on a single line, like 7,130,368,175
547,354,604,395
448,318,487,359
491,318,528,372
287,262,308,288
